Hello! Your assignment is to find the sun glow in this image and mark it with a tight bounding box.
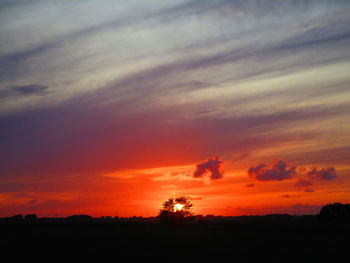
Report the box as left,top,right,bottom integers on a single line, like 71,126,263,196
174,203,184,212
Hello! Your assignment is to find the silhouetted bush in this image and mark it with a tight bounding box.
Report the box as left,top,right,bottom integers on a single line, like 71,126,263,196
10,214,23,221
24,214,37,221
66,214,93,222
319,203,350,221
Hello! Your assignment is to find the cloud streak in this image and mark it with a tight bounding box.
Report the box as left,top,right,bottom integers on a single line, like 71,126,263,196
0,84,49,98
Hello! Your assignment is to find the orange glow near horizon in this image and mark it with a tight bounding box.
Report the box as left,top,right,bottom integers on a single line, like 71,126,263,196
1,161,350,218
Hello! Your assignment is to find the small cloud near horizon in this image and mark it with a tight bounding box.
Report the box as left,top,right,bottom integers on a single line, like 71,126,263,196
247,159,296,181
295,167,337,192
308,167,337,181
248,159,338,192
294,178,314,192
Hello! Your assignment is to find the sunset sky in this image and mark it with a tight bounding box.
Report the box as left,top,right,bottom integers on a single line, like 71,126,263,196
1,0,350,217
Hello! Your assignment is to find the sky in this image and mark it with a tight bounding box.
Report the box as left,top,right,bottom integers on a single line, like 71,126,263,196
0,0,350,217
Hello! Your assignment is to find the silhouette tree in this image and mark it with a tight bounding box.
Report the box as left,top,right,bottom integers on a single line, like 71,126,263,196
159,196,193,224
319,202,350,221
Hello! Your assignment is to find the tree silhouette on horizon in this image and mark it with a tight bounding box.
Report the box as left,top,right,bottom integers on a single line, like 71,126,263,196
159,196,193,224
320,202,350,221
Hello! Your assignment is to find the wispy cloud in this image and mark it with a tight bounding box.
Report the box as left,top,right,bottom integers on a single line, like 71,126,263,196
0,84,49,98
1,0,349,113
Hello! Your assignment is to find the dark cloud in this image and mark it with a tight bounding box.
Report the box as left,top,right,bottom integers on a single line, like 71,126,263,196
245,183,255,188
193,156,224,180
294,179,313,188
294,179,314,192
248,159,338,192
12,84,48,95
293,167,337,192
0,84,49,98
248,159,296,181
308,167,337,181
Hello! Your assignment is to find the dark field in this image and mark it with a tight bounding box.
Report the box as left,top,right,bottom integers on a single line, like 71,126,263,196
2,217,349,260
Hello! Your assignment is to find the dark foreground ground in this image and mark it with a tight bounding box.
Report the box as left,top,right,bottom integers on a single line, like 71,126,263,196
1,217,349,261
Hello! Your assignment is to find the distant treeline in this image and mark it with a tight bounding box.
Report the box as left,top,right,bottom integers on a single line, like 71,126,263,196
1,202,349,223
